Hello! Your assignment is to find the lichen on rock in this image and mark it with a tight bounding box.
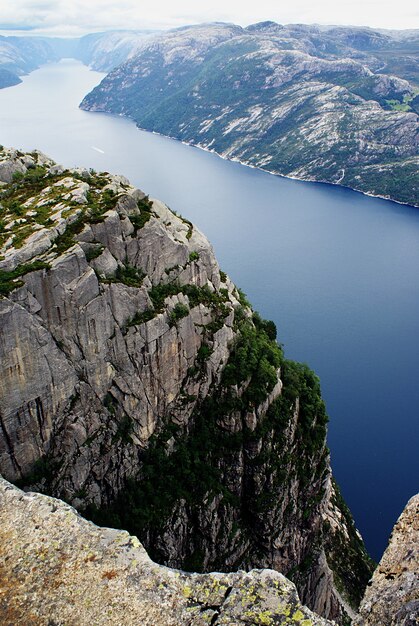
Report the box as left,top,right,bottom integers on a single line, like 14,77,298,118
0,477,334,626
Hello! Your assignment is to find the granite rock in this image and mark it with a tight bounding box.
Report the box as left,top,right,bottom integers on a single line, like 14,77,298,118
356,494,419,626
0,148,373,623
0,477,334,626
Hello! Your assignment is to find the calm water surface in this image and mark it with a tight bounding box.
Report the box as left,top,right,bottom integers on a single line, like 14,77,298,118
1,60,418,560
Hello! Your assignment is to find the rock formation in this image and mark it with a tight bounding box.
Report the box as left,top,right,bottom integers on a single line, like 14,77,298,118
0,477,334,626
356,494,419,626
1,478,417,625
0,147,373,623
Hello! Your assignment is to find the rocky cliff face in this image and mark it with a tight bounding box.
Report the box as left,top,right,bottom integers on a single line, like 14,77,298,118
80,22,419,207
356,494,419,626
0,147,373,623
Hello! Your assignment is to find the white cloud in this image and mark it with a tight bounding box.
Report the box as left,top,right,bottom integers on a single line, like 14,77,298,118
0,0,417,36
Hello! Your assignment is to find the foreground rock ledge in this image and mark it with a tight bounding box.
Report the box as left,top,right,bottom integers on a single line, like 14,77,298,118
0,478,333,626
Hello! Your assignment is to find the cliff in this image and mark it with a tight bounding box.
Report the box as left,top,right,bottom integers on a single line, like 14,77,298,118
1,478,416,625
0,147,373,623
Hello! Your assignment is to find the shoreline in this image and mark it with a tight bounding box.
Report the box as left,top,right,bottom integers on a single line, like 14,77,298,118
135,123,418,210
10,60,419,210
74,94,419,209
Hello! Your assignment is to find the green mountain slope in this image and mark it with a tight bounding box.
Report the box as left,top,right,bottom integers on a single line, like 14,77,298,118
81,22,419,207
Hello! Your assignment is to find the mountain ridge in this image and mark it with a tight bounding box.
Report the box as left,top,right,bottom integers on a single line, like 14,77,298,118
80,22,419,207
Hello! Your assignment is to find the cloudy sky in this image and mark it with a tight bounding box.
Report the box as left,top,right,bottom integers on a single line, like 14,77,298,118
0,0,417,36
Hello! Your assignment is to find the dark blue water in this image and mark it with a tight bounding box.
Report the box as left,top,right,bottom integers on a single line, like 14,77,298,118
1,60,418,560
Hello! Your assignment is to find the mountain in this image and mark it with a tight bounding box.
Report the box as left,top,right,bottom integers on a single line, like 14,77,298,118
0,147,373,623
0,31,154,86
0,35,59,86
75,30,158,72
80,22,419,207
0,67,21,88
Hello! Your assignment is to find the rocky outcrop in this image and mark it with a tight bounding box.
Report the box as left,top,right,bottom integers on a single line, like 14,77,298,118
356,494,419,626
1,479,417,626
0,148,373,623
0,477,334,626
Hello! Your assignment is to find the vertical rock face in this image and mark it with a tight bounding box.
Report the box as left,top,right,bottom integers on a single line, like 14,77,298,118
0,147,373,623
0,297,78,477
356,494,419,626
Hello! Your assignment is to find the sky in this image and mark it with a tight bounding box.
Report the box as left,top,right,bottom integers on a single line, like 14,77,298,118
0,0,417,37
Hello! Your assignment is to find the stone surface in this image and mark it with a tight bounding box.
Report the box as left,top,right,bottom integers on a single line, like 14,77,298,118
0,477,334,626
356,494,419,626
0,297,78,478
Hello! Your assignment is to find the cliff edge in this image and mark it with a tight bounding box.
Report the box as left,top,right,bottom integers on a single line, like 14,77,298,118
0,477,334,626
1,479,417,625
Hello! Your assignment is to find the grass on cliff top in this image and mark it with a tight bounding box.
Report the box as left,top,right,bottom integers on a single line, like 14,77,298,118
129,196,154,233
0,166,120,254
0,260,50,296
100,264,146,289
53,187,120,253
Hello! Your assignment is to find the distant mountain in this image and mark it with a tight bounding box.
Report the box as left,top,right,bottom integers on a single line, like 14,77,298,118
81,22,419,206
0,67,21,88
0,30,155,85
244,22,419,85
0,35,59,86
75,30,158,72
